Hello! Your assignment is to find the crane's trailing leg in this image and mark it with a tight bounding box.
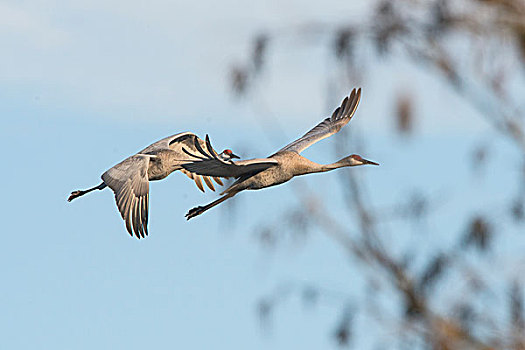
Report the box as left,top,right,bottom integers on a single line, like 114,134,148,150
68,182,107,202
185,192,236,220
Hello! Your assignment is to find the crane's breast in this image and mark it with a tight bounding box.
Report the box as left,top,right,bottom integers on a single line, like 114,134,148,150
244,165,293,190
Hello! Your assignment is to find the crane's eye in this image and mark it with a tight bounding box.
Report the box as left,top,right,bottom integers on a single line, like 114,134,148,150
352,154,362,161
224,149,232,155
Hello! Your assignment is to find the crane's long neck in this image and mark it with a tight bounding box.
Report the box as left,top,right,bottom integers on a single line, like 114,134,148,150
320,158,352,172
321,158,351,171
297,157,354,175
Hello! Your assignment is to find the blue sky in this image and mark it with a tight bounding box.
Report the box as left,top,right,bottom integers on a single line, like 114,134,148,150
2,1,523,349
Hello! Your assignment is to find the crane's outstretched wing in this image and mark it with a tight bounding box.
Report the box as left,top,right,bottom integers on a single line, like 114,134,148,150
140,132,224,192
276,88,361,154
102,155,150,239
182,135,278,178
139,131,196,153
183,158,278,178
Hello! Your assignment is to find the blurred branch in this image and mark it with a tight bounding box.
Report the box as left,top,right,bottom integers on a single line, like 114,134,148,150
229,0,525,153
291,173,496,349
227,0,525,348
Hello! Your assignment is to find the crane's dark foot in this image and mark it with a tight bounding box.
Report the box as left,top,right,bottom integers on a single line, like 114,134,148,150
68,183,105,202
68,190,84,202
186,206,205,220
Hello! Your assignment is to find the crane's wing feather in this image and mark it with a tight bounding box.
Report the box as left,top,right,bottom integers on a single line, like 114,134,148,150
140,132,222,192
276,88,361,154
183,158,278,178
139,132,195,153
182,135,278,178
102,155,150,239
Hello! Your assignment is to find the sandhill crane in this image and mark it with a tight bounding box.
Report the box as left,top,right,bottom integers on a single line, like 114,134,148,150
182,88,378,220
68,132,239,238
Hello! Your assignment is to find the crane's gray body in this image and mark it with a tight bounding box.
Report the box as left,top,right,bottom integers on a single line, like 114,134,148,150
182,88,378,220
226,151,320,192
70,132,225,238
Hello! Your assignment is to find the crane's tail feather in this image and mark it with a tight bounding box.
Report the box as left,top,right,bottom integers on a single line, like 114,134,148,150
180,169,220,192
202,176,215,191
194,175,205,192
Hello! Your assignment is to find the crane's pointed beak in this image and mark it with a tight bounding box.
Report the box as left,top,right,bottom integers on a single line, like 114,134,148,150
230,153,240,159
363,158,379,166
